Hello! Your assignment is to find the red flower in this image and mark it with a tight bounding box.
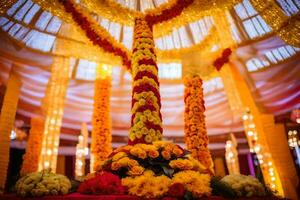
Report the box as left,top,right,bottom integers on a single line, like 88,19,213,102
222,48,232,58
168,183,185,198
77,172,125,195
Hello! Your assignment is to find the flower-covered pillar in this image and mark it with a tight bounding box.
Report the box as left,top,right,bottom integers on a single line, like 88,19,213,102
0,72,21,193
91,64,112,171
183,75,214,173
38,56,71,172
20,116,45,175
129,17,162,144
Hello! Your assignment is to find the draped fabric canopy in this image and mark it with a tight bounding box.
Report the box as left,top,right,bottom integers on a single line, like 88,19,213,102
0,0,299,151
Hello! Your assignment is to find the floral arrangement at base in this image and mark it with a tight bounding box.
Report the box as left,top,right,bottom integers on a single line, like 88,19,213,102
15,169,71,197
78,141,212,199
220,174,267,197
77,171,125,195
210,175,276,198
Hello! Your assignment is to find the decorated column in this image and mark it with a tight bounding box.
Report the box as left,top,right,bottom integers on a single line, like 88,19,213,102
0,72,21,193
220,63,299,199
183,75,214,173
129,17,162,144
91,64,112,171
38,56,71,172
20,116,45,175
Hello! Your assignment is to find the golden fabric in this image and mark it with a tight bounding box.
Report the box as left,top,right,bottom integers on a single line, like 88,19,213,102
219,64,243,114
0,72,21,192
20,117,45,176
250,0,300,47
263,122,299,200
38,56,71,172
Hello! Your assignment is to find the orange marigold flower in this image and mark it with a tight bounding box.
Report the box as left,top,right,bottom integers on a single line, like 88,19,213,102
161,150,171,160
127,166,145,176
148,150,159,159
169,159,194,170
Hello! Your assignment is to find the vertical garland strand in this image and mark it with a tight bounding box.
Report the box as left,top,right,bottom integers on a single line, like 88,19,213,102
0,73,21,193
91,64,112,171
129,17,163,144
184,75,214,174
20,117,45,176
38,56,71,172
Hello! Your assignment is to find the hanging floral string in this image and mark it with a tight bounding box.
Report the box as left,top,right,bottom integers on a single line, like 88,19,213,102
91,65,112,171
20,117,44,176
129,17,163,145
59,0,131,69
184,75,214,174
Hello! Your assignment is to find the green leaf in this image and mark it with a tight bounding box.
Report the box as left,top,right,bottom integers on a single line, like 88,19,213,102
162,166,174,177
210,176,236,198
183,191,194,200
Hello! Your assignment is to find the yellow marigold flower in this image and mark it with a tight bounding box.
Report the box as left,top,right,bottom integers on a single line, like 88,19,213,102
118,157,130,167
161,150,171,160
111,162,122,170
169,159,194,170
127,166,144,176
143,170,155,176
112,152,127,162
188,156,207,173
172,147,184,157
129,132,136,141
141,127,149,135
135,131,143,139
144,135,153,143
153,141,170,148
122,171,171,198
172,170,211,198
128,159,139,168
138,98,146,106
130,147,147,159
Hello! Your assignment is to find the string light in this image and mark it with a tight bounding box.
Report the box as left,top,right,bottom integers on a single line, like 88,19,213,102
75,123,89,179
288,130,300,167
38,57,71,172
242,109,278,191
225,133,240,175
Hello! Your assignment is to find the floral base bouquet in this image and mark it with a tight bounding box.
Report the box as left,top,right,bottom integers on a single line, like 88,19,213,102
78,141,213,199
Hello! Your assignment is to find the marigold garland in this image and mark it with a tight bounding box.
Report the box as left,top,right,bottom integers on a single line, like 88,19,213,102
184,75,214,173
91,77,112,171
129,17,162,145
59,0,131,69
20,117,44,176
